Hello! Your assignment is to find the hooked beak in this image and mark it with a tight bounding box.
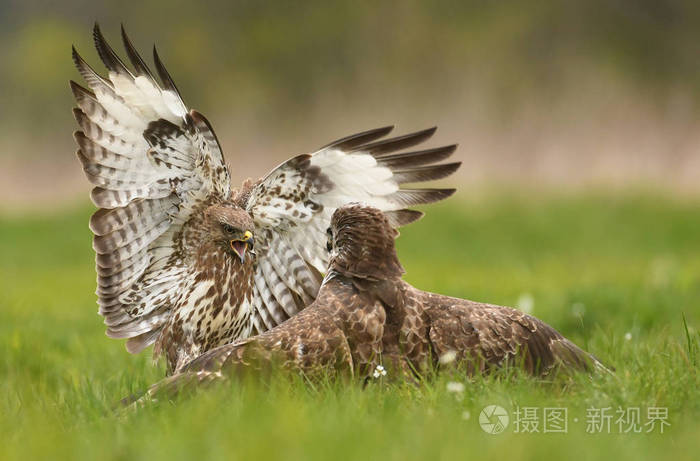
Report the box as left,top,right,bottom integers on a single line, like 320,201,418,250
230,230,254,263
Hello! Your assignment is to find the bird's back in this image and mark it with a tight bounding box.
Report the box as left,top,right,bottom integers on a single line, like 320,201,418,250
403,283,605,375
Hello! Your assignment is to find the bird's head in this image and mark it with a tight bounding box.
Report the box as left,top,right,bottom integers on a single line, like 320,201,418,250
327,203,404,280
204,204,255,263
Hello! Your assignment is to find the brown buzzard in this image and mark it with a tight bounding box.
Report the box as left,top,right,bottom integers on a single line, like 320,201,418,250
71,25,460,374
135,204,608,401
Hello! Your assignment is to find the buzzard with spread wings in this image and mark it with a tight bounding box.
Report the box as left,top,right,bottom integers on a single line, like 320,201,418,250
71,25,460,374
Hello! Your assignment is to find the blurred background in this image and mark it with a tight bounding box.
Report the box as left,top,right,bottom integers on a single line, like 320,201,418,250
3,4,700,457
2,0,700,211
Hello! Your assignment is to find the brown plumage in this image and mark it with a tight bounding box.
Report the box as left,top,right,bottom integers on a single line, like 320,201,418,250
72,25,461,374
135,204,608,401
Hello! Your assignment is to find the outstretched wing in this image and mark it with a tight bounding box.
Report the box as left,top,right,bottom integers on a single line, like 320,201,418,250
72,25,231,353
246,126,460,332
426,299,605,375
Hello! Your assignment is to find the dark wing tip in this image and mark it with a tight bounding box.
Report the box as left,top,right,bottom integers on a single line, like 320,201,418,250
376,144,458,169
153,45,182,96
92,22,108,61
388,188,456,207
75,148,89,167
322,125,395,151
189,109,215,134
392,161,462,184
355,126,438,156
73,129,87,144
93,23,131,76
188,109,222,151
72,107,84,121
434,188,457,201
69,80,96,100
384,209,424,227
89,208,111,235
120,24,155,79
71,45,86,70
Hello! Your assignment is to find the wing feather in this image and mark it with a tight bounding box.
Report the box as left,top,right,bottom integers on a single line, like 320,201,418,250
70,81,142,139
391,162,462,184
352,127,437,155
376,145,457,168
247,127,459,331
426,298,602,375
319,125,394,150
120,24,157,80
252,277,286,329
72,25,231,352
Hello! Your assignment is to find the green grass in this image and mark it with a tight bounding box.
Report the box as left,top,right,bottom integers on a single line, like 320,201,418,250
1,191,699,460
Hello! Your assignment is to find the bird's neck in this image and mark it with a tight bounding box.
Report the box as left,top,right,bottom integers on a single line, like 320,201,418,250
322,269,406,315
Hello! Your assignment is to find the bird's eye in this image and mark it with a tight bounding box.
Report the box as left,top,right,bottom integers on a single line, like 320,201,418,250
326,227,332,236
223,223,236,234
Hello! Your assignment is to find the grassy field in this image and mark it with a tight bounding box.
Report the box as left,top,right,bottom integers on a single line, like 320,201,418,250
1,192,699,460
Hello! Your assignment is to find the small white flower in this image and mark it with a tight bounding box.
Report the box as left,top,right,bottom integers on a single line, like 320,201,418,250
461,411,471,420
446,381,465,394
516,293,534,314
439,350,457,365
624,332,632,341
372,365,387,378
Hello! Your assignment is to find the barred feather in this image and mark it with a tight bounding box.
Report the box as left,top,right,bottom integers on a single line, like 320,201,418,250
97,258,150,296
93,24,133,77
321,125,394,150
73,109,143,157
89,196,178,235
71,81,137,138
386,188,456,207
266,238,314,305
383,209,424,228
258,259,297,319
376,145,458,169
252,279,285,329
89,182,173,208
391,162,462,184
354,127,437,156
126,327,164,354
120,25,156,80
107,310,171,338
93,217,170,255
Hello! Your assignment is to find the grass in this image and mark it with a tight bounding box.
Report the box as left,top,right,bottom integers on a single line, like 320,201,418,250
1,191,699,460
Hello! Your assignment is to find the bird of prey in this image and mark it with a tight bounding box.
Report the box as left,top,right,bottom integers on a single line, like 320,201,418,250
134,204,607,401
71,25,460,374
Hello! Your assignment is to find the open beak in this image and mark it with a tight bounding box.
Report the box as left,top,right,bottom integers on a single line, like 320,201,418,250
230,231,254,263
